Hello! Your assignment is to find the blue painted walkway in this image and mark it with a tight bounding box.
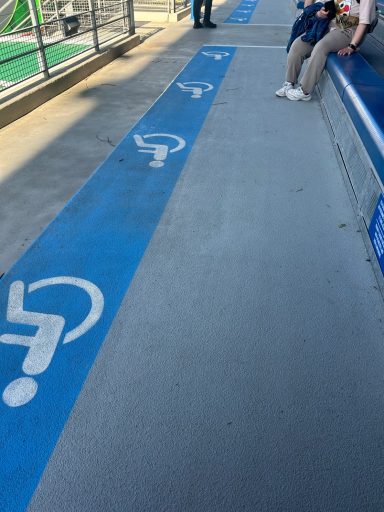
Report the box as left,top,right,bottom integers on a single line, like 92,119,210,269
224,0,260,24
0,46,235,512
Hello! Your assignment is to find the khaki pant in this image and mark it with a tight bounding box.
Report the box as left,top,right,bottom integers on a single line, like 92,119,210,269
286,28,354,94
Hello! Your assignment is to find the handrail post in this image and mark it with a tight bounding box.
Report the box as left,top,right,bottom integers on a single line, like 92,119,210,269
122,0,128,32
88,0,100,51
27,0,49,78
126,0,135,34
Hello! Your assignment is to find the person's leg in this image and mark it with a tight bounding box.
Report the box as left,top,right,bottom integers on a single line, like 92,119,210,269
202,0,216,27
276,36,312,97
300,28,352,93
203,0,212,21
193,0,203,24
286,36,313,85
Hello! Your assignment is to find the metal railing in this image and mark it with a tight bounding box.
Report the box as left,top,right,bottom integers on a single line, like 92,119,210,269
133,0,188,14
0,0,135,92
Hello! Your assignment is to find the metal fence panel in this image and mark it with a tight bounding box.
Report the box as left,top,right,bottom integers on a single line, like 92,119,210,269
0,0,134,92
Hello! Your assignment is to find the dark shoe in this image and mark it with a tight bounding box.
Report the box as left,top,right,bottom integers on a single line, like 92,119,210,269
203,20,217,28
193,21,203,28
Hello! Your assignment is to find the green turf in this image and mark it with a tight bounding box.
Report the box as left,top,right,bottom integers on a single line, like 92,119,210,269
0,40,90,85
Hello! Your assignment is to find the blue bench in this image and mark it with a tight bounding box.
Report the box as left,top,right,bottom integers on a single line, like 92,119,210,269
326,52,384,183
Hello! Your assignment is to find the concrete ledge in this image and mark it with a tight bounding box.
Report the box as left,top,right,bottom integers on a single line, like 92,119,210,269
319,53,384,289
343,82,384,183
325,53,384,184
169,6,191,21
319,71,381,221
134,6,190,22
0,32,141,129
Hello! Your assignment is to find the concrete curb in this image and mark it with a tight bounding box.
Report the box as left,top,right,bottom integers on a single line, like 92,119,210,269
0,33,141,129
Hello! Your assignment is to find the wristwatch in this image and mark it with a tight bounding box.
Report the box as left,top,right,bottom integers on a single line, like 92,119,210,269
348,43,358,51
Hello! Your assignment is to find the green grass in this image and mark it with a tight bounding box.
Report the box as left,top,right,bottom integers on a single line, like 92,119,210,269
0,40,90,85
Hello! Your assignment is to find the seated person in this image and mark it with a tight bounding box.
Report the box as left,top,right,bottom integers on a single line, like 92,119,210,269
276,0,377,101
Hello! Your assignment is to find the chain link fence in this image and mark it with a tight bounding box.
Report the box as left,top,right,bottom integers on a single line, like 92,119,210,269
133,0,188,14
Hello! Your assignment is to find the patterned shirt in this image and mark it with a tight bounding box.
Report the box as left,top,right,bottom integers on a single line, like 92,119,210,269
335,0,376,24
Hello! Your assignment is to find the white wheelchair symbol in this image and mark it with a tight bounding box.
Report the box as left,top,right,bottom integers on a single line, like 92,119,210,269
134,133,186,168
201,51,230,61
1,276,104,407
230,17,247,21
236,9,251,12
176,82,214,99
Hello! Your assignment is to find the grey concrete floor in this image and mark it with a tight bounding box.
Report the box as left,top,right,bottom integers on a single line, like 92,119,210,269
1,0,384,510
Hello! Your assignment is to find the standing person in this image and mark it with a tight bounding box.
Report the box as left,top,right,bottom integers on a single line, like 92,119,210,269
276,0,377,101
193,0,217,28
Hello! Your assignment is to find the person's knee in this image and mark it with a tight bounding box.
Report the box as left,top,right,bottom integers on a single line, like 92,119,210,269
311,39,332,59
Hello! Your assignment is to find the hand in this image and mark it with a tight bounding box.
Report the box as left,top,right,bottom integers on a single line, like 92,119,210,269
316,7,329,18
338,46,355,56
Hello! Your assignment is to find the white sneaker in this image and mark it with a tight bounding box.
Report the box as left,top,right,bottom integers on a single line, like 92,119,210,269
275,81,293,97
286,86,312,101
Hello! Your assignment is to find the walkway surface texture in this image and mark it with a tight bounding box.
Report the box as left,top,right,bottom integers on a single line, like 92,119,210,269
1,0,384,511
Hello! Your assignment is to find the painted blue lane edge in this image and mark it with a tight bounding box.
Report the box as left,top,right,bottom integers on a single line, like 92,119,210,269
369,193,384,274
224,0,260,24
0,45,236,512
